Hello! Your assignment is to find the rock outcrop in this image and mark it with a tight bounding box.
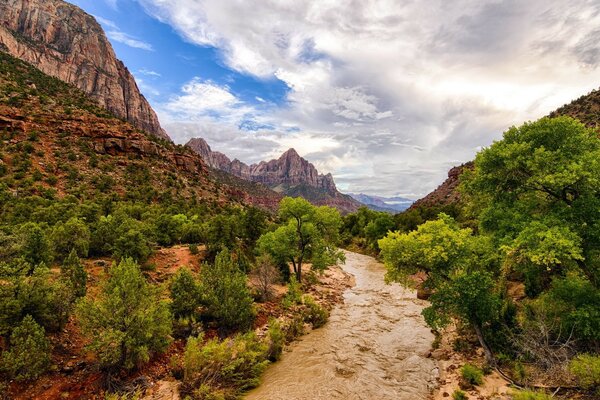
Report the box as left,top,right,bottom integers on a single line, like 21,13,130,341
0,0,170,140
186,137,360,212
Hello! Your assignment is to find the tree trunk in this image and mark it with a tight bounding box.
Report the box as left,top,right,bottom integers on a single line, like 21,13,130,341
296,258,303,283
473,323,495,367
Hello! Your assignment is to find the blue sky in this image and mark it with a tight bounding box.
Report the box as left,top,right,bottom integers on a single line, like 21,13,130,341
67,0,600,198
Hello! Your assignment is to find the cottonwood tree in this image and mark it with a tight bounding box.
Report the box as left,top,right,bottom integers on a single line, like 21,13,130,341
76,258,171,371
257,197,345,283
379,214,501,365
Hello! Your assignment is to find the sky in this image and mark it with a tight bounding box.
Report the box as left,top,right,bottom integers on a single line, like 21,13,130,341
68,0,600,199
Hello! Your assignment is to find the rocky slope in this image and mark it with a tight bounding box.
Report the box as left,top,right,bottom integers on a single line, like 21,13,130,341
187,137,360,213
0,0,169,140
0,50,279,210
413,87,600,210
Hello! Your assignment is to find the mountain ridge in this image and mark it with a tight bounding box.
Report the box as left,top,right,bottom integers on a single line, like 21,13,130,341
186,137,360,212
0,0,170,140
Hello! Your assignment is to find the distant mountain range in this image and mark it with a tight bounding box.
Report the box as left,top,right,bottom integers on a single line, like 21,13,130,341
186,138,361,213
347,193,413,213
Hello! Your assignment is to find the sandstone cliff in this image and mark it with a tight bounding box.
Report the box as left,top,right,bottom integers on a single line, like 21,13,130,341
186,137,360,212
0,0,169,140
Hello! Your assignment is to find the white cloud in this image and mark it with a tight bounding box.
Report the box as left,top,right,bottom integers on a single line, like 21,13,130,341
138,68,161,77
107,30,154,51
143,0,600,197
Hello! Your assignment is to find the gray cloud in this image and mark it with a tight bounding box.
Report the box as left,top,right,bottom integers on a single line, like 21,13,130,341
142,0,600,198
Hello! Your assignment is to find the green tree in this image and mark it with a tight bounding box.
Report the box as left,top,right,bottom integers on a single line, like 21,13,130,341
199,250,255,332
51,217,90,260
1,315,50,381
379,214,501,364
257,197,345,282
170,267,201,319
18,222,51,270
112,226,152,263
462,116,600,287
76,258,172,370
61,249,87,298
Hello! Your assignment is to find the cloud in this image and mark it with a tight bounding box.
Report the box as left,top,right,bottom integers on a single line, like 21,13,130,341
138,68,162,77
106,30,154,51
142,0,600,197
103,0,118,10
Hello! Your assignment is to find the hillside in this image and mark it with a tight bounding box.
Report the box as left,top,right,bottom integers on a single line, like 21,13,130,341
0,0,169,140
413,88,600,210
187,137,360,213
0,51,278,210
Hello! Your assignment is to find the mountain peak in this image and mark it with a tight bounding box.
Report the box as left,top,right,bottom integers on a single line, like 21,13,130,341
281,148,300,159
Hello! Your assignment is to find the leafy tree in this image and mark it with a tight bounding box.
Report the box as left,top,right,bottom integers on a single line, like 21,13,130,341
18,222,51,270
61,249,87,298
51,217,90,260
76,258,172,370
0,315,50,381
199,249,255,332
379,214,501,364
257,197,345,282
462,116,600,287
364,213,395,250
112,226,152,263
170,267,202,319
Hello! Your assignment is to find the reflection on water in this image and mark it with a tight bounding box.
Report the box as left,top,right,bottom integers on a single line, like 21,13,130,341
245,251,438,400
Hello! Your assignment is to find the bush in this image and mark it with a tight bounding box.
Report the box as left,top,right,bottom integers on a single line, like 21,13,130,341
510,389,552,400
266,319,285,361
182,332,269,399
461,363,484,386
51,217,90,260
569,354,600,390
170,268,201,319
112,228,152,263
302,295,329,328
282,276,302,309
1,315,50,381
199,250,255,332
251,255,280,302
452,390,467,400
77,258,172,370
60,249,87,298
18,222,51,268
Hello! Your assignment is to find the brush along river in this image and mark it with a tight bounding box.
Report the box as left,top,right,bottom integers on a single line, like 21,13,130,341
245,250,439,400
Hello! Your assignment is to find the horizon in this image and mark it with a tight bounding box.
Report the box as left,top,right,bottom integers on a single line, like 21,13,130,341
68,0,600,198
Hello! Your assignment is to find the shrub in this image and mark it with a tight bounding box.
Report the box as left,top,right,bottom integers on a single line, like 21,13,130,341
199,250,255,332
266,319,285,361
182,332,269,399
18,222,51,269
461,363,484,386
251,254,280,302
170,268,201,319
51,217,90,260
302,295,329,328
60,249,87,298
1,315,50,381
77,258,172,370
112,228,152,263
569,354,600,390
452,390,467,400
510,389,552,400
282,276,302,309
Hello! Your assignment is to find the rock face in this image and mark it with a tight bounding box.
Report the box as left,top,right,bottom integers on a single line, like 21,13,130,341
0,0,170,140
409,162,473,210
186,138,360,212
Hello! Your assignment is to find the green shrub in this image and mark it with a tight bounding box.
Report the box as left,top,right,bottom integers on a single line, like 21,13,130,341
77,258,172,370
461,363,484,386
60,249,87,298
170,268,201,319
284,314,304,343
282,276,302,308
452,390,467,400
1,315,50,381
199,250,255,332
182,332,269,399
51,217,90,260
510,389,552,400
302,295,329,328
112,228,152,263
18,222,51,269
266,319,285,361
569,354,600,390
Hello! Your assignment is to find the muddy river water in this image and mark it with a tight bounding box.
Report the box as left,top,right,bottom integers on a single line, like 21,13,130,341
245,250,439,400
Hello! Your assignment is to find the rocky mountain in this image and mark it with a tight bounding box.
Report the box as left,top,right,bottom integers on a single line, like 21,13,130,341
0,50,280,210
0,0,169,140
186,137,360,213
413,87,600,210
348,193,413,213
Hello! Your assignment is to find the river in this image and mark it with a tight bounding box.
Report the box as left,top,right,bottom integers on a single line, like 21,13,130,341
245,250,439,400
